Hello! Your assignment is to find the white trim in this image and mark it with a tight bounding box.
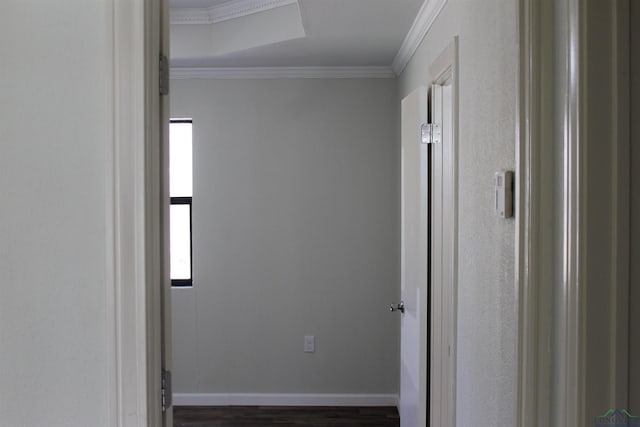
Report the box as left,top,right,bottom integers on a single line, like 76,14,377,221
392,0,447,75
611,0,631,407
563,0,631,422
144,0,171,424
515,0,555,425
170,66,396,80
562,0,585,424
111,0,149,425
428,38,458,427
170,0,297,25
173,393,399,407
517,1,632,426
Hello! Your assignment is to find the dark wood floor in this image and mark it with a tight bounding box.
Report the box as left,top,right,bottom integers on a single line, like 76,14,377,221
174,406,400,427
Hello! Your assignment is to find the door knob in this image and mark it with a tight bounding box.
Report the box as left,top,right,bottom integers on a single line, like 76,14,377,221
389,301,405,313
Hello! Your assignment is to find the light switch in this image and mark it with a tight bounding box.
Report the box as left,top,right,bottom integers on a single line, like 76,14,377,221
494,171,514,218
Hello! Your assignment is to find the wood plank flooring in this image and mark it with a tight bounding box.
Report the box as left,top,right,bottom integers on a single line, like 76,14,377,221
174,406,400,427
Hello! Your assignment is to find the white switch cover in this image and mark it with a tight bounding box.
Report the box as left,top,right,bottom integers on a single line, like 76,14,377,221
494,171,514,218
304,335,315,353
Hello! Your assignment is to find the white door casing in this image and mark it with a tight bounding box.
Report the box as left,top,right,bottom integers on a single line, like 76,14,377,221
429,81,455,427
144,0,172,424
112,0,170,425
515,1,632,425
429,39,458,427
111,0,169,425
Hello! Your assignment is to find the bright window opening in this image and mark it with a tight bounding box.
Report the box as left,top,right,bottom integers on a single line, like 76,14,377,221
170,119,193,287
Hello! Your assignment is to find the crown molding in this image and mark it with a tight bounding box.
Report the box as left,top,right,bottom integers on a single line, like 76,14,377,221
392,0,447,75
170,66,397,79
170,0,298,25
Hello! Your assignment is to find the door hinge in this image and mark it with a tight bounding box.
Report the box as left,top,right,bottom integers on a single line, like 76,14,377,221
421,123,441,144
161,369,172,412
159,54,170,96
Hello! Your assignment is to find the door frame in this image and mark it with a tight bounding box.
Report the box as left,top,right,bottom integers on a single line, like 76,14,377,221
109,0,150,424
110,0,169,425
516,0,631,425
428,38,458,427
514,0,555,424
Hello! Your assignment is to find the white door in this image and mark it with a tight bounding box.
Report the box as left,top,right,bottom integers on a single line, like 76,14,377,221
399,87,430,427
399,81,456,427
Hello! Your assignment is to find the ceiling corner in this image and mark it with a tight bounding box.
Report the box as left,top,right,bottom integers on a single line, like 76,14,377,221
392,0,447,75
171,0,299,25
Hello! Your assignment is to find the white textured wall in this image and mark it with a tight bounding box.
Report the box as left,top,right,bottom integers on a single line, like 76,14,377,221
0,1,112,426
398,1,517,426
170,78,400,395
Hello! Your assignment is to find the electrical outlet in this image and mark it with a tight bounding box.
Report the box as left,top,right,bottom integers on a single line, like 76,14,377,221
304,335,315,353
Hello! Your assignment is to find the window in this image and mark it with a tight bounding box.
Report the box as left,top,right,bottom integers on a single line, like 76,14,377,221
170,119,193,287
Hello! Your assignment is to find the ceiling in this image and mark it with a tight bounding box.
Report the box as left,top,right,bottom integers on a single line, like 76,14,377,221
169,0,424,68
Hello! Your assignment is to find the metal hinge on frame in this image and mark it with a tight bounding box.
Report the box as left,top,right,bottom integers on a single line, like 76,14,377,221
161,369,172,412
159,54,170,96
421,123,441,144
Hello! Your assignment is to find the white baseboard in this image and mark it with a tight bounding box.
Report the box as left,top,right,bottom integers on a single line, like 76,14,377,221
173,393,399,407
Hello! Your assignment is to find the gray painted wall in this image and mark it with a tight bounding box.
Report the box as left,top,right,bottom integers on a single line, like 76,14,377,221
630,0,639,414
170,78,400,395
398,0,517,426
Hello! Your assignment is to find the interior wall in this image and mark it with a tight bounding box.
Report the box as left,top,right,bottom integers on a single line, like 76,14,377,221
398,0,517,425
170,77,400,396
629,0,640,414
0,1,113,426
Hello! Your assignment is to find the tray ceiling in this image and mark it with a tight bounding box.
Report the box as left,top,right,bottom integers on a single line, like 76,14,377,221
170,0,426,71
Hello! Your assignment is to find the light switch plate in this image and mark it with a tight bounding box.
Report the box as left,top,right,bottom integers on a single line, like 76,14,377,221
495,171,514,218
